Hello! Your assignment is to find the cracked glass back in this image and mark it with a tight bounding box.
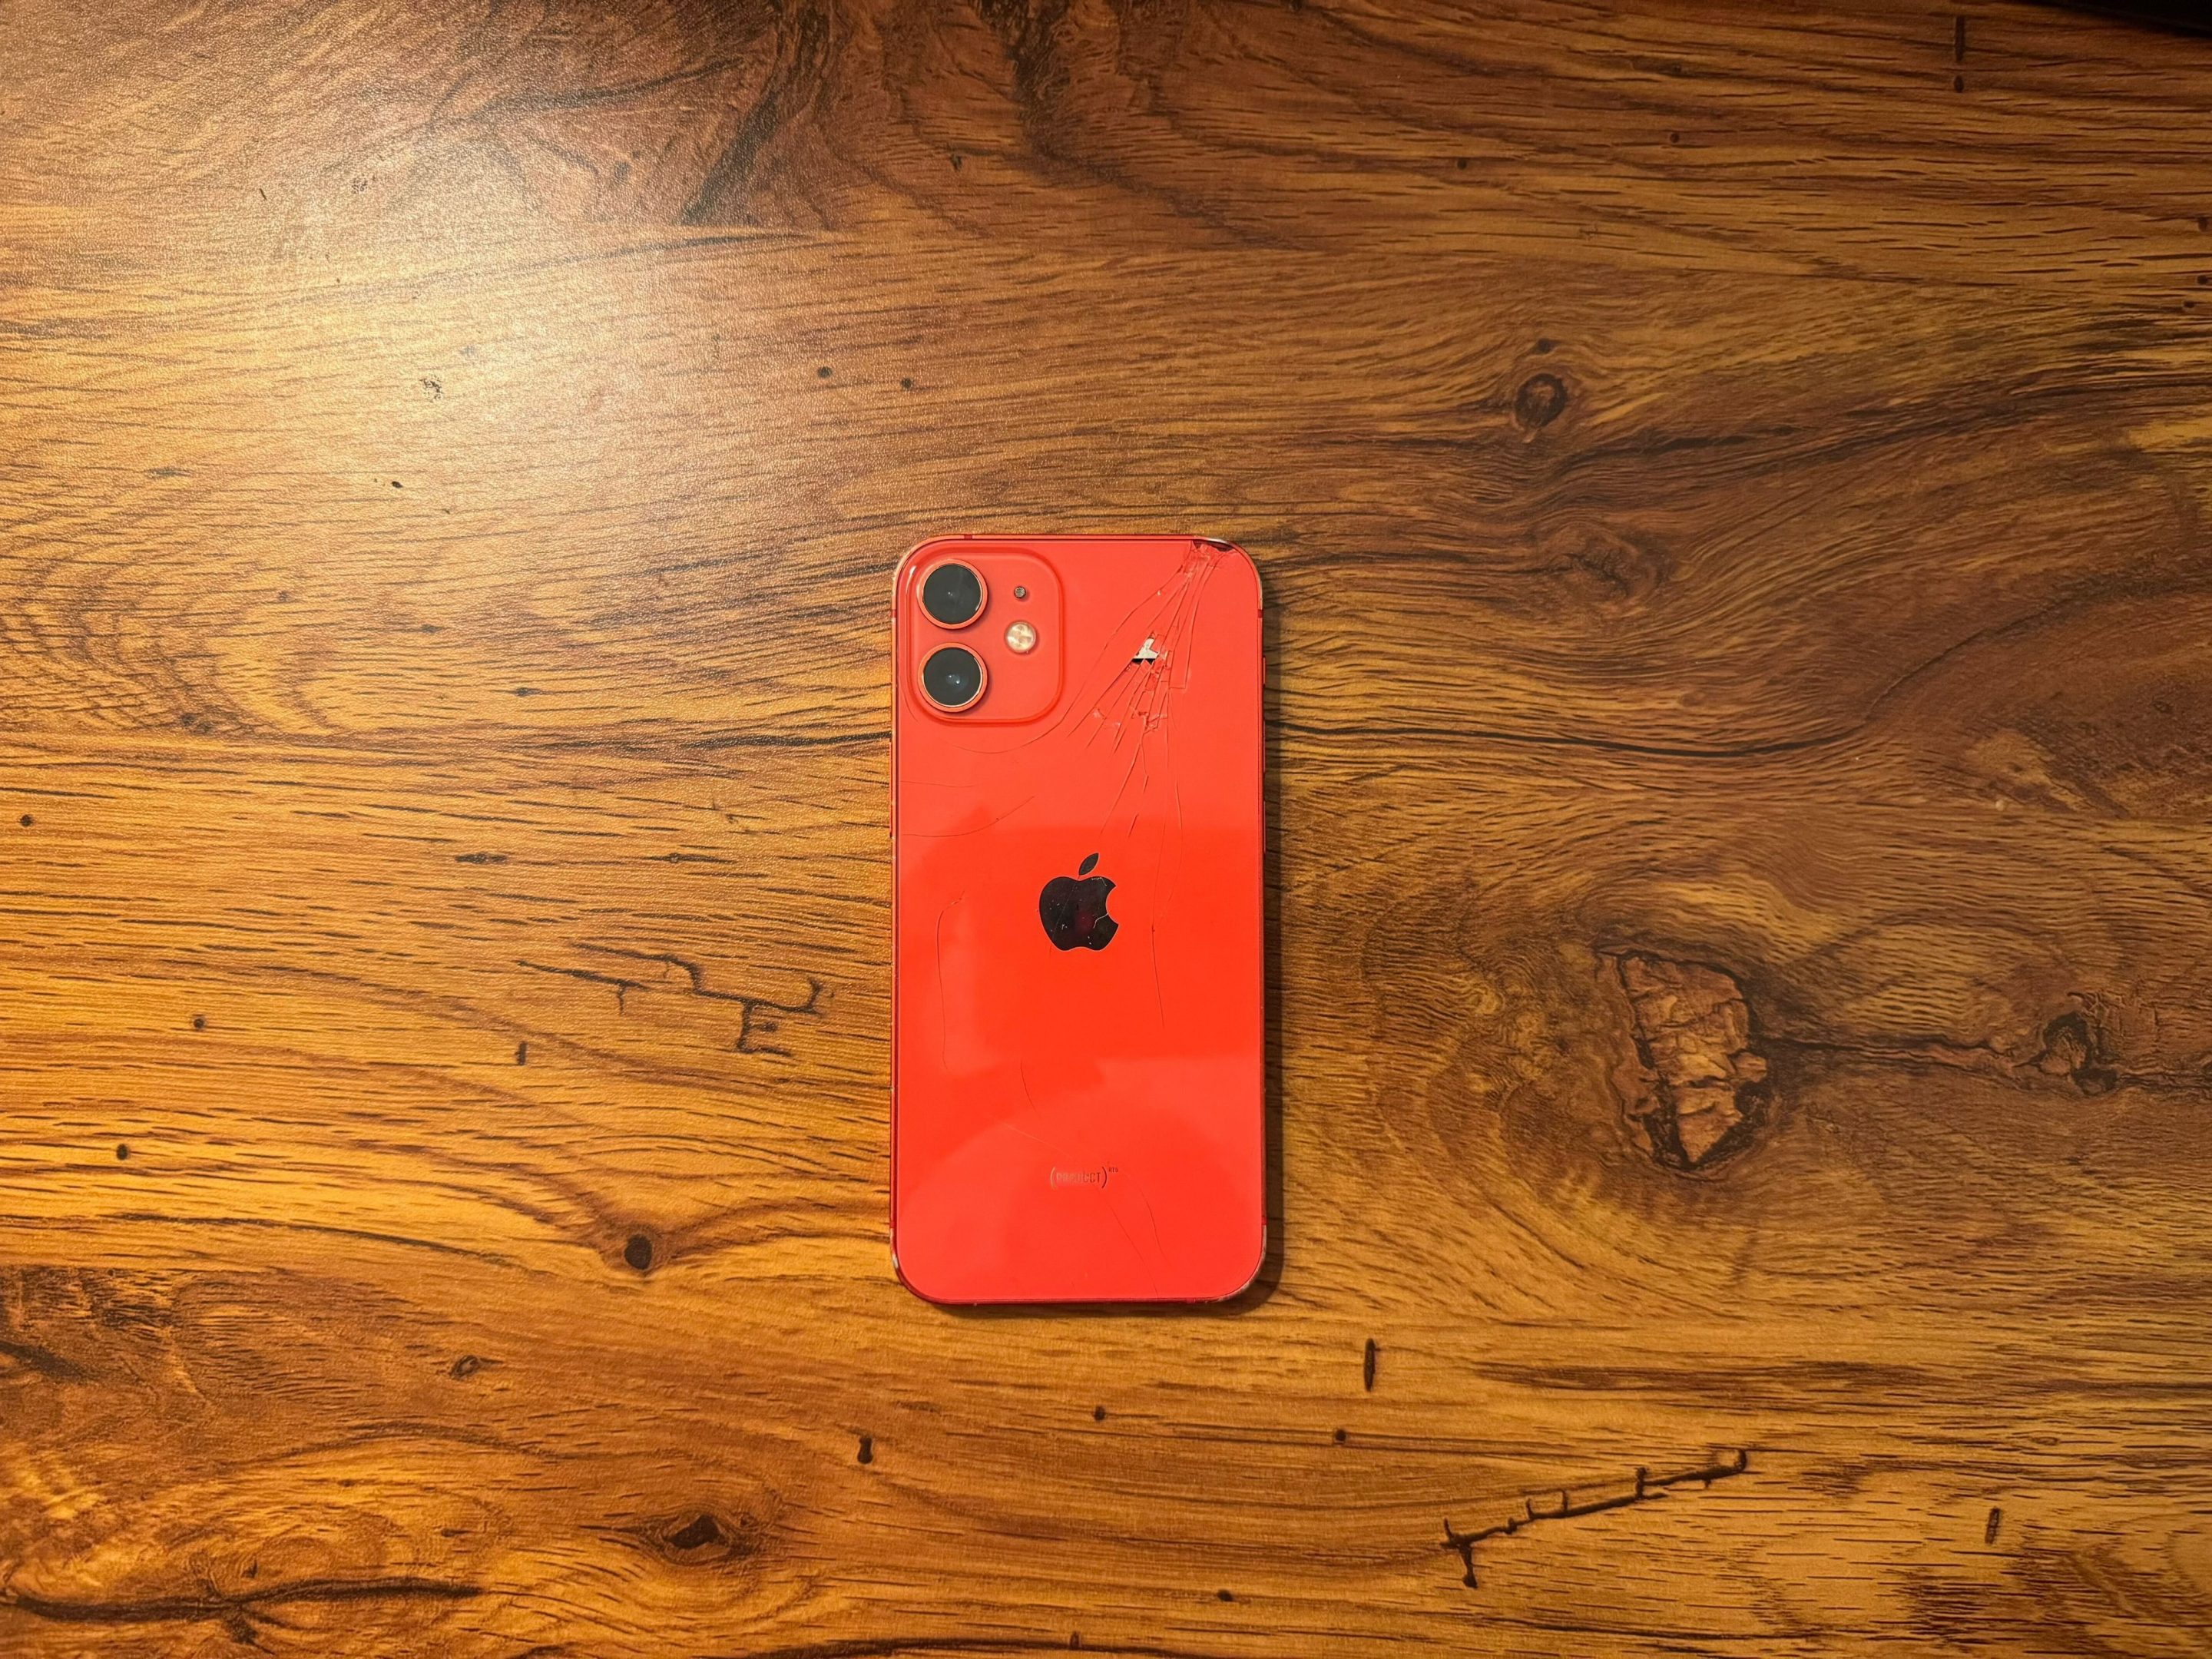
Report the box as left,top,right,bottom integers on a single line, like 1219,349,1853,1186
891,535,1266,1303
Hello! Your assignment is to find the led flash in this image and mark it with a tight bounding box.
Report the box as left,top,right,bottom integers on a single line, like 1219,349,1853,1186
1005,620,1038,654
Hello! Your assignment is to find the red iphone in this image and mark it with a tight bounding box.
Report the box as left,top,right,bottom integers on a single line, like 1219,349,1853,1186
890,535,1266,1304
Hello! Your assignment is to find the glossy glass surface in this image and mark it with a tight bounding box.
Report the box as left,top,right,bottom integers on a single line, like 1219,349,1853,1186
891,535,1266,1303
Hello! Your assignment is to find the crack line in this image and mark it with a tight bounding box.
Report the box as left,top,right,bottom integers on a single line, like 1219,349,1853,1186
1441,1449,1750,1588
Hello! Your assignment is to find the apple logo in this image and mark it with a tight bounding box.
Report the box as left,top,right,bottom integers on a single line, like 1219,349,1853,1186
1039,853,1118,952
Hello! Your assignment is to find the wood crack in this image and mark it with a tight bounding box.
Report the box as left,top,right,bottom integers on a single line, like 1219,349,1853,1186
519,947,826,1053
1441,1450,1750,1588
575,945,826,1054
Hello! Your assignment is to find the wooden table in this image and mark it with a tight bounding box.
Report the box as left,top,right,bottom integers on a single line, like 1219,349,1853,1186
6,2,2211,1653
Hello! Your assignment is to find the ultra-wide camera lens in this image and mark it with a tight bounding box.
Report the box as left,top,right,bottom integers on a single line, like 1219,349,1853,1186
921,645,985,711
921,562,985,628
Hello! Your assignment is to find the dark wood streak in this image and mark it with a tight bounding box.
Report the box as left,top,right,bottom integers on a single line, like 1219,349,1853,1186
703,1641,1218,1659
1,1577,482,1627
680,2,833,226
0,1337,88,1382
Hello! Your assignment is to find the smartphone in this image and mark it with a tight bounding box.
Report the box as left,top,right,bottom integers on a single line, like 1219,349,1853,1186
890,535,1266,1304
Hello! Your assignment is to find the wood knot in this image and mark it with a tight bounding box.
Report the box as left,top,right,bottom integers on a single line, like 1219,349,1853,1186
622,1233,656,1273
1607,952,1772,1171
2033,1008,2118,1094
1512,373,1568,431
1545,522,1668,603
635,1508,762,1568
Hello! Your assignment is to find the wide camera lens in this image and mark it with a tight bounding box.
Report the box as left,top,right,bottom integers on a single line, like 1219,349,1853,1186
920,562,985,628
921,645,985,711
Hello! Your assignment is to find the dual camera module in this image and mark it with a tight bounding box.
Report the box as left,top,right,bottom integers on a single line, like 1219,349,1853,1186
916,560,1034,713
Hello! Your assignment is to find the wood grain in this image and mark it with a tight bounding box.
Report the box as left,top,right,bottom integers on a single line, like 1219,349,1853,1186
5,1,2211,1653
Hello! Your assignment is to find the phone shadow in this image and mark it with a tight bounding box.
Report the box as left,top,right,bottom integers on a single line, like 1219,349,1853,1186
935,587,1287,1321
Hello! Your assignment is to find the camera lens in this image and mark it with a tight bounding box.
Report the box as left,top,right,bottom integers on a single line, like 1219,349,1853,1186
920,561,985,628
921,645,985,712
